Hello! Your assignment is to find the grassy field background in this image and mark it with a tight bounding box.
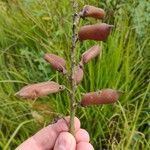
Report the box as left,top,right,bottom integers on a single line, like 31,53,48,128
0,0,150,150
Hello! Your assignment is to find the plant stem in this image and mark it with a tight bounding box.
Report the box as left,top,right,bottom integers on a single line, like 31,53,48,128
69,1,80,135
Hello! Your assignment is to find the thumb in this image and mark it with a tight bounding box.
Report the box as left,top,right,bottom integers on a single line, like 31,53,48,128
54,132,76,150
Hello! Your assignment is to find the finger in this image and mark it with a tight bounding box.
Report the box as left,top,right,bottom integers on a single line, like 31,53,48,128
32,116,80,150
75,129,90,143
77,142,94,150
66,116,81,132
54,132,76,150
54,116,80,133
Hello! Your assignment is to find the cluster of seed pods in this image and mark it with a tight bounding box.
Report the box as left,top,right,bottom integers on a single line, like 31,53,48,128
15,5,120,107
78,5,120,106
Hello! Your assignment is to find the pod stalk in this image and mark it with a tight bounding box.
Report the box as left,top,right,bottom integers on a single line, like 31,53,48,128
69,1,80,135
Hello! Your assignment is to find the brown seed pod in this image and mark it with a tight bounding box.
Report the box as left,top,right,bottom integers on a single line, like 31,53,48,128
15,81,65,99
82,5,105,19
44,53,67,74
81,45,101,64
78,23,114,41
81,89,120,106
73,64,84,85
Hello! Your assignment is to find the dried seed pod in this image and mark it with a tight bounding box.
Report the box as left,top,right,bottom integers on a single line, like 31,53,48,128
82,5,105,19
73,64,84,85
44,53,67,74
81,89,120,106
78,23,114,41
81,45,101,64
15,81,65,99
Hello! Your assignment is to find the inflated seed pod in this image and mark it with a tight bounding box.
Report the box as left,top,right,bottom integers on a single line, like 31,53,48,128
81,45,101,64
81,89,120,106
73,64,84,85
44,53,67,74
78,23,114,41
15,81,65,99
82,5,105,19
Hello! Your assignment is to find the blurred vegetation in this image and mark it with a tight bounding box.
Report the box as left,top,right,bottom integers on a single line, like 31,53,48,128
0,0,149,150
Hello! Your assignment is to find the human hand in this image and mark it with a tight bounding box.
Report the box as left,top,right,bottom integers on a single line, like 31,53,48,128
16,116,94,150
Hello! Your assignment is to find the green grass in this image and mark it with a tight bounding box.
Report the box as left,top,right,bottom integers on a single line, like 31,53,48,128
0,0,150,150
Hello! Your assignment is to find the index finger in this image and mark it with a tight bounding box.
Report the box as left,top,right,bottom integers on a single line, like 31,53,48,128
32,116,80,150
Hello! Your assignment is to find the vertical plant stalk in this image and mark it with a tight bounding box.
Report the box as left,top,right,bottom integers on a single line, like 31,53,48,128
69,1,80,135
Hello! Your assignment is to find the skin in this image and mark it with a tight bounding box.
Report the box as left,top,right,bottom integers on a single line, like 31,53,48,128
16,116,94,150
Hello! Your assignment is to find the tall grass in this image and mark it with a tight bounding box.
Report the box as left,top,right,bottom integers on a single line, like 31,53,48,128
0,0,149,150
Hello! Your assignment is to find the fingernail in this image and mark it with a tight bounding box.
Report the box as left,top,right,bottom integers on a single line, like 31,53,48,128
54,132,75,150
57,138,72,150
57,145,66,150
